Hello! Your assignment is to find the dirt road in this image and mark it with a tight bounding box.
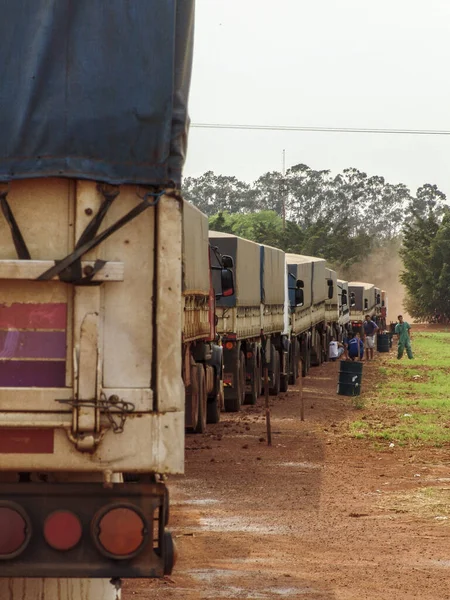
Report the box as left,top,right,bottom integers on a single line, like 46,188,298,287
124,353,450,599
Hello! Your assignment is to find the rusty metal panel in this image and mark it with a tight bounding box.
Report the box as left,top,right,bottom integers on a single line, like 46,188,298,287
0,182,184,474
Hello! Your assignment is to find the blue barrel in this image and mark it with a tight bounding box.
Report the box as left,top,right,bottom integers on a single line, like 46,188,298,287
337,361,363,396
377,333,390,353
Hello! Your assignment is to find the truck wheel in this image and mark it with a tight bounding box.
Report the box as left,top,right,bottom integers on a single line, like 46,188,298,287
302,343,310,377
257,351,263,396
280,372,288,393
193,365,207,433
207,371,222,424
269,347,280,396
162,531,176,575
288,339,297,385
224,350,245,412
244,352,258,405
185,364,199,432
324,330,331,362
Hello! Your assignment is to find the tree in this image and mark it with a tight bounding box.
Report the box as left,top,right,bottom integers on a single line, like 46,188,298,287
183,171,256,216
184,167,448,285
400,201,443,320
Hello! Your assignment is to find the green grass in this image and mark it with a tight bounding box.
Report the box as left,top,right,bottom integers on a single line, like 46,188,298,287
349,331,450,447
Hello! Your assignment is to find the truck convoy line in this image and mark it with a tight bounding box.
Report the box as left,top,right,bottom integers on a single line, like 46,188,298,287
188,230,388,433
0,1,388,592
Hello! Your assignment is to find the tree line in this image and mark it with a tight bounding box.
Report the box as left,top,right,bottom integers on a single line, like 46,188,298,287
183,165,448,321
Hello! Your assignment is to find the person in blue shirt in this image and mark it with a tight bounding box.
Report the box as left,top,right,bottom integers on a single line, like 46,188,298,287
346,332,364,361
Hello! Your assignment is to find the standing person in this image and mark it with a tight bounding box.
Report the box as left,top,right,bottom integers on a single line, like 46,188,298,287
395,314,413,359
347,332,364,361
363,314,379,361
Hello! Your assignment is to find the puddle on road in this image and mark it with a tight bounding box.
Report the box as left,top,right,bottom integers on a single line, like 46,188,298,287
200,585,312,599
277,461,321,469
173,498,221,506
420,559,450,568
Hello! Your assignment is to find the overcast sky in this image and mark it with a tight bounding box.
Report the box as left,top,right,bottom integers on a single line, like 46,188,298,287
184,0,450,197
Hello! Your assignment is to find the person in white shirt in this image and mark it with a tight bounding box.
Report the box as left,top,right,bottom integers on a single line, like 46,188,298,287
329,337,345,361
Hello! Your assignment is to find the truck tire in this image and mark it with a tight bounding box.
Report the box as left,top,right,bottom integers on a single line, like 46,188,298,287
288,338,297,385
269,347,280,396
186,363,199,432
244,352,259,405
324,329,331,362
280,372,288,393
257,350,263,397
193,364,207,434
311,333,323,366
162,531,176,575
207,371,222,424
302,342,310,377
224,350,245,412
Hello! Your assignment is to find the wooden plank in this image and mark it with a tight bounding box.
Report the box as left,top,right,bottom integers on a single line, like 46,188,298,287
0,260,124,282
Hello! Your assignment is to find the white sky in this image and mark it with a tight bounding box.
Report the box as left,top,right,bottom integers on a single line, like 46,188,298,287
184,0,450,196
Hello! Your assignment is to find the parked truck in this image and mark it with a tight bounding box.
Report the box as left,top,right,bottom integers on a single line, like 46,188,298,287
286,254,327,377
0,0,195,591
182,203,231,433
208,232,287,411
348,281,377,334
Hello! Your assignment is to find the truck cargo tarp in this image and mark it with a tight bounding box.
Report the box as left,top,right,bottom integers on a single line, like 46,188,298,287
0,0,194,186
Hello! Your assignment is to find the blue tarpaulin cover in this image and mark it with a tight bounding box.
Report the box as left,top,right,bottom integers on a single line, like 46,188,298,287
0,0,194,186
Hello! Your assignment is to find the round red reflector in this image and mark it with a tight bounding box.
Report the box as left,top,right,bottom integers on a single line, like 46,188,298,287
0,506,28,557
44,511,82,551
225,341,234,350
96,507,146,558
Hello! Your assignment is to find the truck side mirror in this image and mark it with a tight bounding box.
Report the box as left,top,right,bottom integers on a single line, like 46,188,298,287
342,291,348,305
296,279,304,289
221,268,234,297
377,294,381,304
295,288,304,306
327,279,333,300
350,292,356,307
222,255,233,269
364,299,368,309
382,300,385,307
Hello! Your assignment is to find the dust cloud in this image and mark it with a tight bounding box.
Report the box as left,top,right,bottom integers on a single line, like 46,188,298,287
336,241,410,323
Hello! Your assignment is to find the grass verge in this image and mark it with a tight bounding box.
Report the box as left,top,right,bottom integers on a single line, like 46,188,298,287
349,331,450,446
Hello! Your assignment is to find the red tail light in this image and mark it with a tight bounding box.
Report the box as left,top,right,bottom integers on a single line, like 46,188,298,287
44,510,82,551
0,504,30,558
93,506,147,559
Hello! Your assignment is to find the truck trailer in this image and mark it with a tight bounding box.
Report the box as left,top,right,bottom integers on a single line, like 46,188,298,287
286,254,327,377
348,281,377,334
182,203,230,433
208,232,287,411
0,0,195,588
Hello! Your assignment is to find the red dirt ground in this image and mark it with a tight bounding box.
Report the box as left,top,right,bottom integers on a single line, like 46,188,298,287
124,336,450,599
